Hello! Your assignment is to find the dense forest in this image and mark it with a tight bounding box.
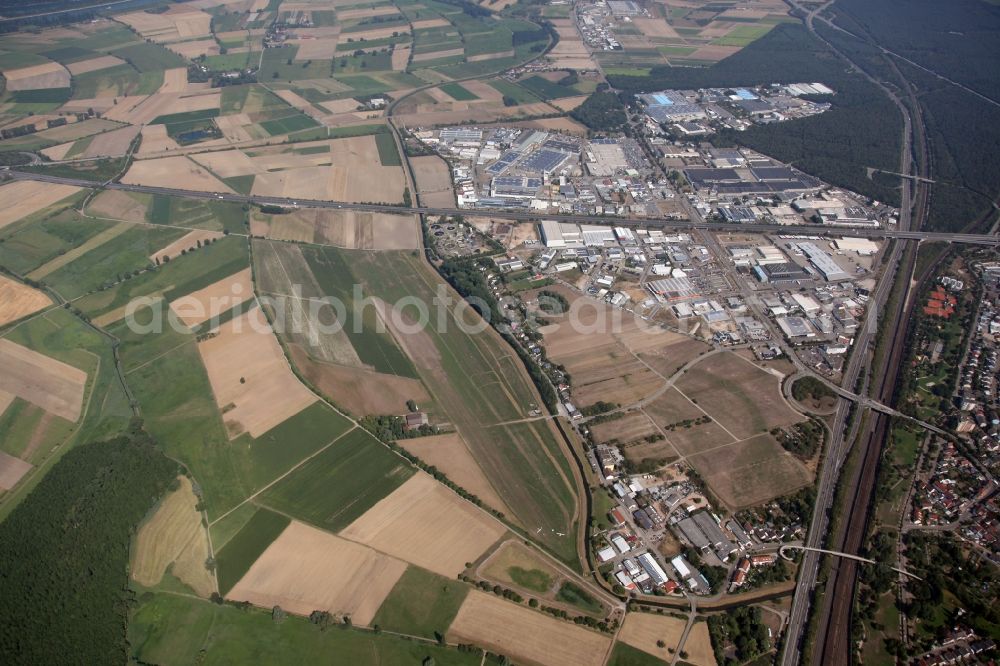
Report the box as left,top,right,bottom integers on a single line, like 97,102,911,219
826,1,1000,232
570,92,627,132
608,24,904,206
0,424,178,665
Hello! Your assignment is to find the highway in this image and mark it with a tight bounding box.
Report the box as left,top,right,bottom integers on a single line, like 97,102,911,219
778,0,931,661
6,170,997,245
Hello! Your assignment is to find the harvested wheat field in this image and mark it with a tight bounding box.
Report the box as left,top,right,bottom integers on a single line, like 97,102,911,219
551,95,589,112
411,18,451,29
198,308,317,438
80,124,141,158
227,520,406,624
0,181,79,230
2,61,70,90
0,451,32,491
132,476,215,595
411,155,455,208
159,67,189,93
150,229,223,263
136,124,181,154
341,472,506,577
682,621,718,666
634,18,682,38
40,142,73,161
117,8,212,42
0,338,86,422
123,156,235,194
0,390,12,416
66,55,125,75
170,268,254,327
448,591,611,666
0,275,51,326
337,6,399,20
171,518,216,597
391,45,411,71
86,190,149,222
289,345,428,416
169,39,219,59
619,612,687,659
401,434,512,518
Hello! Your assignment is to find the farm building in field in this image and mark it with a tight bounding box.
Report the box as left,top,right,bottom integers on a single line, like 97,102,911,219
404,412,429,431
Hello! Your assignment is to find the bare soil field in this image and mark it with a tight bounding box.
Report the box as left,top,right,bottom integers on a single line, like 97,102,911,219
0,451,32,491
249,135,406,203
448,591,611,666
411,155,455,208
289,344,429,416
81,124,141,158
589,411,658,447
688,433,812,509
0,338,86,422
86,190,149,222
340,472,506,577
623,437,679,466
159,68,189,93
40,142,73,161
150,229,223,264
66,55,126,75
689,45,741,61
480,539,560,593
675,352,803,439
136,123,182,154
320,98,363,114
634,18,681,38
197,308,317,438
116,8,212,42
227,520,406,624
123,156,235,194
0,275,51,326
0,390,12,416
619,612,686,659
291,27,342,60
2,61,70,90
169,268,254,327
131,476,213,593
168,39,219,59
683,621,718,666
0,181,80,230
412,48,465,63
550,95,588,112
638,336,711,378
391,45,411,71
401,433,512,517
251,208,420,250
337,6,398,19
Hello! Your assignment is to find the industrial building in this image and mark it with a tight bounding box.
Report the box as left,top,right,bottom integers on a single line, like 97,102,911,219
754,262,810,283
798,242,850,281
639,90,707,123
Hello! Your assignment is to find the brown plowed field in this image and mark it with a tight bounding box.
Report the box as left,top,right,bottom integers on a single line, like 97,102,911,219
447,591,611,666
340,472,506,577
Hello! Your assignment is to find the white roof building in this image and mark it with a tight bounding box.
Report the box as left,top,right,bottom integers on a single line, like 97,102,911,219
611,535,631,553
597,546,617,562
638,552,670,586
671,555,692,579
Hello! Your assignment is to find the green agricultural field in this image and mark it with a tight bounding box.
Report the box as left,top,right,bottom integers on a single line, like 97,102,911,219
73,235,249,320
507,566,553,593
0,308,133,520
146,193,247,233
440,82,479,101
0,209,114,276
259,428,414,532
374,131,402,166
260,47,332,81
462,28,513,57
372,566,469,639
209,502,260,552
204,53,252,70
607,641,667,666
519,75,583,100
298,245,419,378
40,225,187,301
332,51,393,74
71,64,144,98
129,592,482,665
215,507,291,594
336,250,579,564
112,43,186,72
488,79,541,104
258,112,319,136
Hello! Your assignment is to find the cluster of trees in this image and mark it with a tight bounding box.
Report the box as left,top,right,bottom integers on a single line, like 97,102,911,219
579,401,619,417
569,92,627,132
0,422,178,664
791,376,836,403
359,414,436,441
707,607,771,666
772,418,825,459
683,548,727,593
536,289,569,314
